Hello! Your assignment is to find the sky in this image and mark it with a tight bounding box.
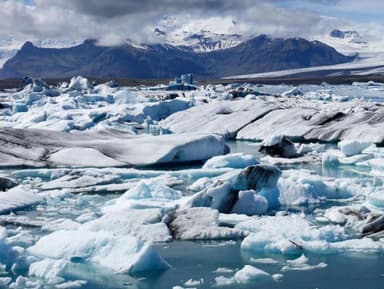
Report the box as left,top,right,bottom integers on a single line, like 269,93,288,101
0,0,383,46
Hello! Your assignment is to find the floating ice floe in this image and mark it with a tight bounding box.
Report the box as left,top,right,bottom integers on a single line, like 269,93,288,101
282,254,327,271
3,80,384,287
169,207,246,240
28,259,68,284
84,208,172,242
0,129,227,167
160,92,384,143
93,182,179,242
202,153,259,169
160,99,277,139
234,265,272,283
281,87,304,97
28,230,170,274
230,190,268,215
185,165,281,213
186,163,358,213
0,186,42,214
238,214,384,255
237,108,317,141
214,265,273,286
277,169,358,205
1,78,191,133
67,76,91,91
367,192,384,210
259,135,298,158
338,140,372,157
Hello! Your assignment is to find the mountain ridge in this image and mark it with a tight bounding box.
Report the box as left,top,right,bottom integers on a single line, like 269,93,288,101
0,35,355,79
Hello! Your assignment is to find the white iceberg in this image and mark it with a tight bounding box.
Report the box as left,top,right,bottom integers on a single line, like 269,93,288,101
277,170,357,205
68,76,91,91
203,153,259,169
0,186,42,214
0,129,227,167
28,230,170,273
169,207,246,240
234,265,272,283
230,190,268,216
161,99,276,139
338,140,371,157
238,214,384,255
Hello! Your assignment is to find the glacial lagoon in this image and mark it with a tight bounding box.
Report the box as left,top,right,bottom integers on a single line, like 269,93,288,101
0,78,384,288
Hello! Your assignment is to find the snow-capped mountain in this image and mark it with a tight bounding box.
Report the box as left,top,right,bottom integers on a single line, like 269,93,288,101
330,29,367,45
0,35,353,79
153,16,243,52
154,27,242,52
31,39,81,49
228,29,384,80
318,29,370,55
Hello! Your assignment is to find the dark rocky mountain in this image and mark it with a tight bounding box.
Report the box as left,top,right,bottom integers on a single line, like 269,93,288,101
0,35,354,79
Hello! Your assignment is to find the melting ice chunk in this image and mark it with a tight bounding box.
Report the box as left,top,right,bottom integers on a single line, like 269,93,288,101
28,230,170,274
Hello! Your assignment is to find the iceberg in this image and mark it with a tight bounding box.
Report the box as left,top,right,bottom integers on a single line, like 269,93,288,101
230,190,268,216
169,207,246,240
237,108,316,141
238,214,384,255
282,254,327,271
68,76,91,91
367,192,384,210
86,208,172,242
233,165,281,191
338,140,371,157
259,135,298,158
28,230,170,273
277,170,356,205
0,129,227,167
185,164,282,214
0,186,42,214
214,265,272,286
28,259,68,284
203,153,259,169
3,80,384,287
234,265,272,283
115,180,182,201
161,99,276,139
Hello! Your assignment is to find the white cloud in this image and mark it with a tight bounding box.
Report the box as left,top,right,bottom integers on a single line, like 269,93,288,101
333,0,384,14
0,0,376,46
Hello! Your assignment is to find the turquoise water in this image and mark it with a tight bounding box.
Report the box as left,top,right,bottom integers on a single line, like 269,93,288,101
1,140,383,288
56,241,384,289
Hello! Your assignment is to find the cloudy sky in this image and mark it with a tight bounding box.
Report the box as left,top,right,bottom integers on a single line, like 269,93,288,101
0,0,383,45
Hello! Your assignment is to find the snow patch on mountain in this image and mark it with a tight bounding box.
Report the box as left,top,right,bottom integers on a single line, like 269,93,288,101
153,16,243,52
227,29,384,79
